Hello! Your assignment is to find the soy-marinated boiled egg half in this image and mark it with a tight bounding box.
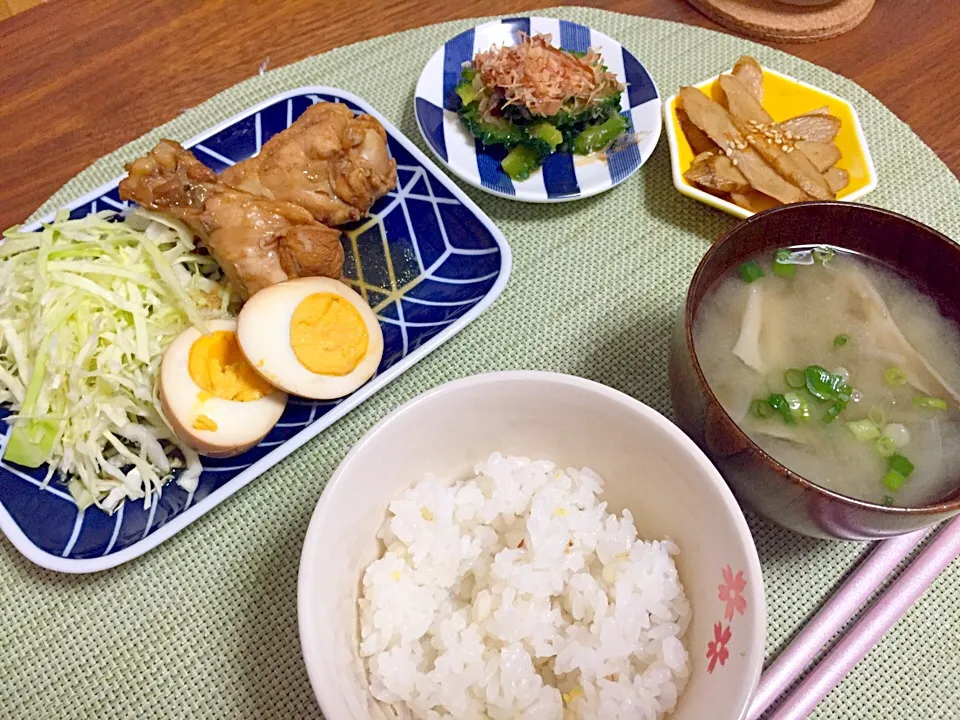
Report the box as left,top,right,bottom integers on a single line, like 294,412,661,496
160,319,288,458
237,277,383,400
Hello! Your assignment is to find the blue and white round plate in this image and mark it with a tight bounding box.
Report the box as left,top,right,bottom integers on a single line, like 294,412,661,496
414,16,662,203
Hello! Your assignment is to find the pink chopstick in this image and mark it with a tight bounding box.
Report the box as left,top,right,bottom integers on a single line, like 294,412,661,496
765,516,960,720
747,527,929,719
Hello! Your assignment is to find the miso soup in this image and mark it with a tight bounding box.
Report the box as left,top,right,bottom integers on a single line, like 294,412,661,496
693,246,960,506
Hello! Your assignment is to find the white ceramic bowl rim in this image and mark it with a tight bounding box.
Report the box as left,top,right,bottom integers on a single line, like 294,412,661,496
298,371,767,719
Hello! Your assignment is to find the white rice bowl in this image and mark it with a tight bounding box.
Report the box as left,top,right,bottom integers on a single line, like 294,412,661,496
358,452,692,719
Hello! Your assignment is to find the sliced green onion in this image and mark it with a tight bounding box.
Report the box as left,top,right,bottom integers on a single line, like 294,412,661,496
868,406,887,426
805,365,835,401
913,395,948,411
738,260,765,284
767,394,797,425
772,265,795,279
784,368,806,389
813,246,835,265
822,403,844,424
805,365,852,402
802,365,855,422
882,494,895,507
884,367,907,387
875,435,897,458
752,399,774,419
772,249,796,278
846,419,881,442
881,454,914,494
882,469,905,491
763,392,810,424
889,454,915,478
833,334,849,348
783,392,810,421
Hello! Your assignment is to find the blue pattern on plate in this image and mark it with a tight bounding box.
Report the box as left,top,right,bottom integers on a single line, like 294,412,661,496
414,98,447,162
608,111,643,185
442,28,475,112
475,140,516,196
622,48,659,108
558,19,590,54
0,87,509,571
500,16,531,40
414,17,662,204
542,153,581,198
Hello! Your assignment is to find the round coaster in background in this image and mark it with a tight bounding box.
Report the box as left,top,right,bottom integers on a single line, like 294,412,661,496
686,0,875,43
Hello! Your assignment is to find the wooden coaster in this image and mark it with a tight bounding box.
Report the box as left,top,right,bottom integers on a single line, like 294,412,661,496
686,0,875,43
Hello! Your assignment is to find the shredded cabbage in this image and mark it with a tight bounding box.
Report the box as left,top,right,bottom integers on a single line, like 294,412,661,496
0,209,234,512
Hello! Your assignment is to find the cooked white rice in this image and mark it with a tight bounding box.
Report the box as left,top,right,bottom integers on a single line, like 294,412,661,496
358,453,691,719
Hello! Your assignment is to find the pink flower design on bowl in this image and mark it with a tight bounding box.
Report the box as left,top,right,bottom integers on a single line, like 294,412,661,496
719,564,747,621
706,622,731,673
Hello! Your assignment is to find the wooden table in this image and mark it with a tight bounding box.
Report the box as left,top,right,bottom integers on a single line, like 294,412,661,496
0,0,957,230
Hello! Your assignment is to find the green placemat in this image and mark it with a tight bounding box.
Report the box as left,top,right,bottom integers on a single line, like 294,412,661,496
2,7,958,720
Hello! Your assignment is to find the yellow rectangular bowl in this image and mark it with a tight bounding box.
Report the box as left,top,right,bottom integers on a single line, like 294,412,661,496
663,67,877,219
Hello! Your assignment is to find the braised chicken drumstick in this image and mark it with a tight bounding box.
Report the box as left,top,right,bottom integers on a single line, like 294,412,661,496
221,102,397,226
119,139,344,299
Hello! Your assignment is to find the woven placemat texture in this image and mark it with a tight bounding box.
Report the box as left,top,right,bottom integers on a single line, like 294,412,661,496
1,7,958,719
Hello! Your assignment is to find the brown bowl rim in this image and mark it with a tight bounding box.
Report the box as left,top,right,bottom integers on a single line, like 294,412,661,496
684,201,960,517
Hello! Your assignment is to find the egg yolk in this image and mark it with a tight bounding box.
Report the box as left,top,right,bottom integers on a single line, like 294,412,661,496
188,330,274,401
290,293,368,376
193,414,218,431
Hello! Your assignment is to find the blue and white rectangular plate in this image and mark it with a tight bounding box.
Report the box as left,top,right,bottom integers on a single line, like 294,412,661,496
0,86,511,574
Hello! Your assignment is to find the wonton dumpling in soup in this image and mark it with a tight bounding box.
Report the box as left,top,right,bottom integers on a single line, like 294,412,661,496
694,247,960,506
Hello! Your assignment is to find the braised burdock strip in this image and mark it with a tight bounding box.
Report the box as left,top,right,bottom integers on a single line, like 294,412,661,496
678,86,810,205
